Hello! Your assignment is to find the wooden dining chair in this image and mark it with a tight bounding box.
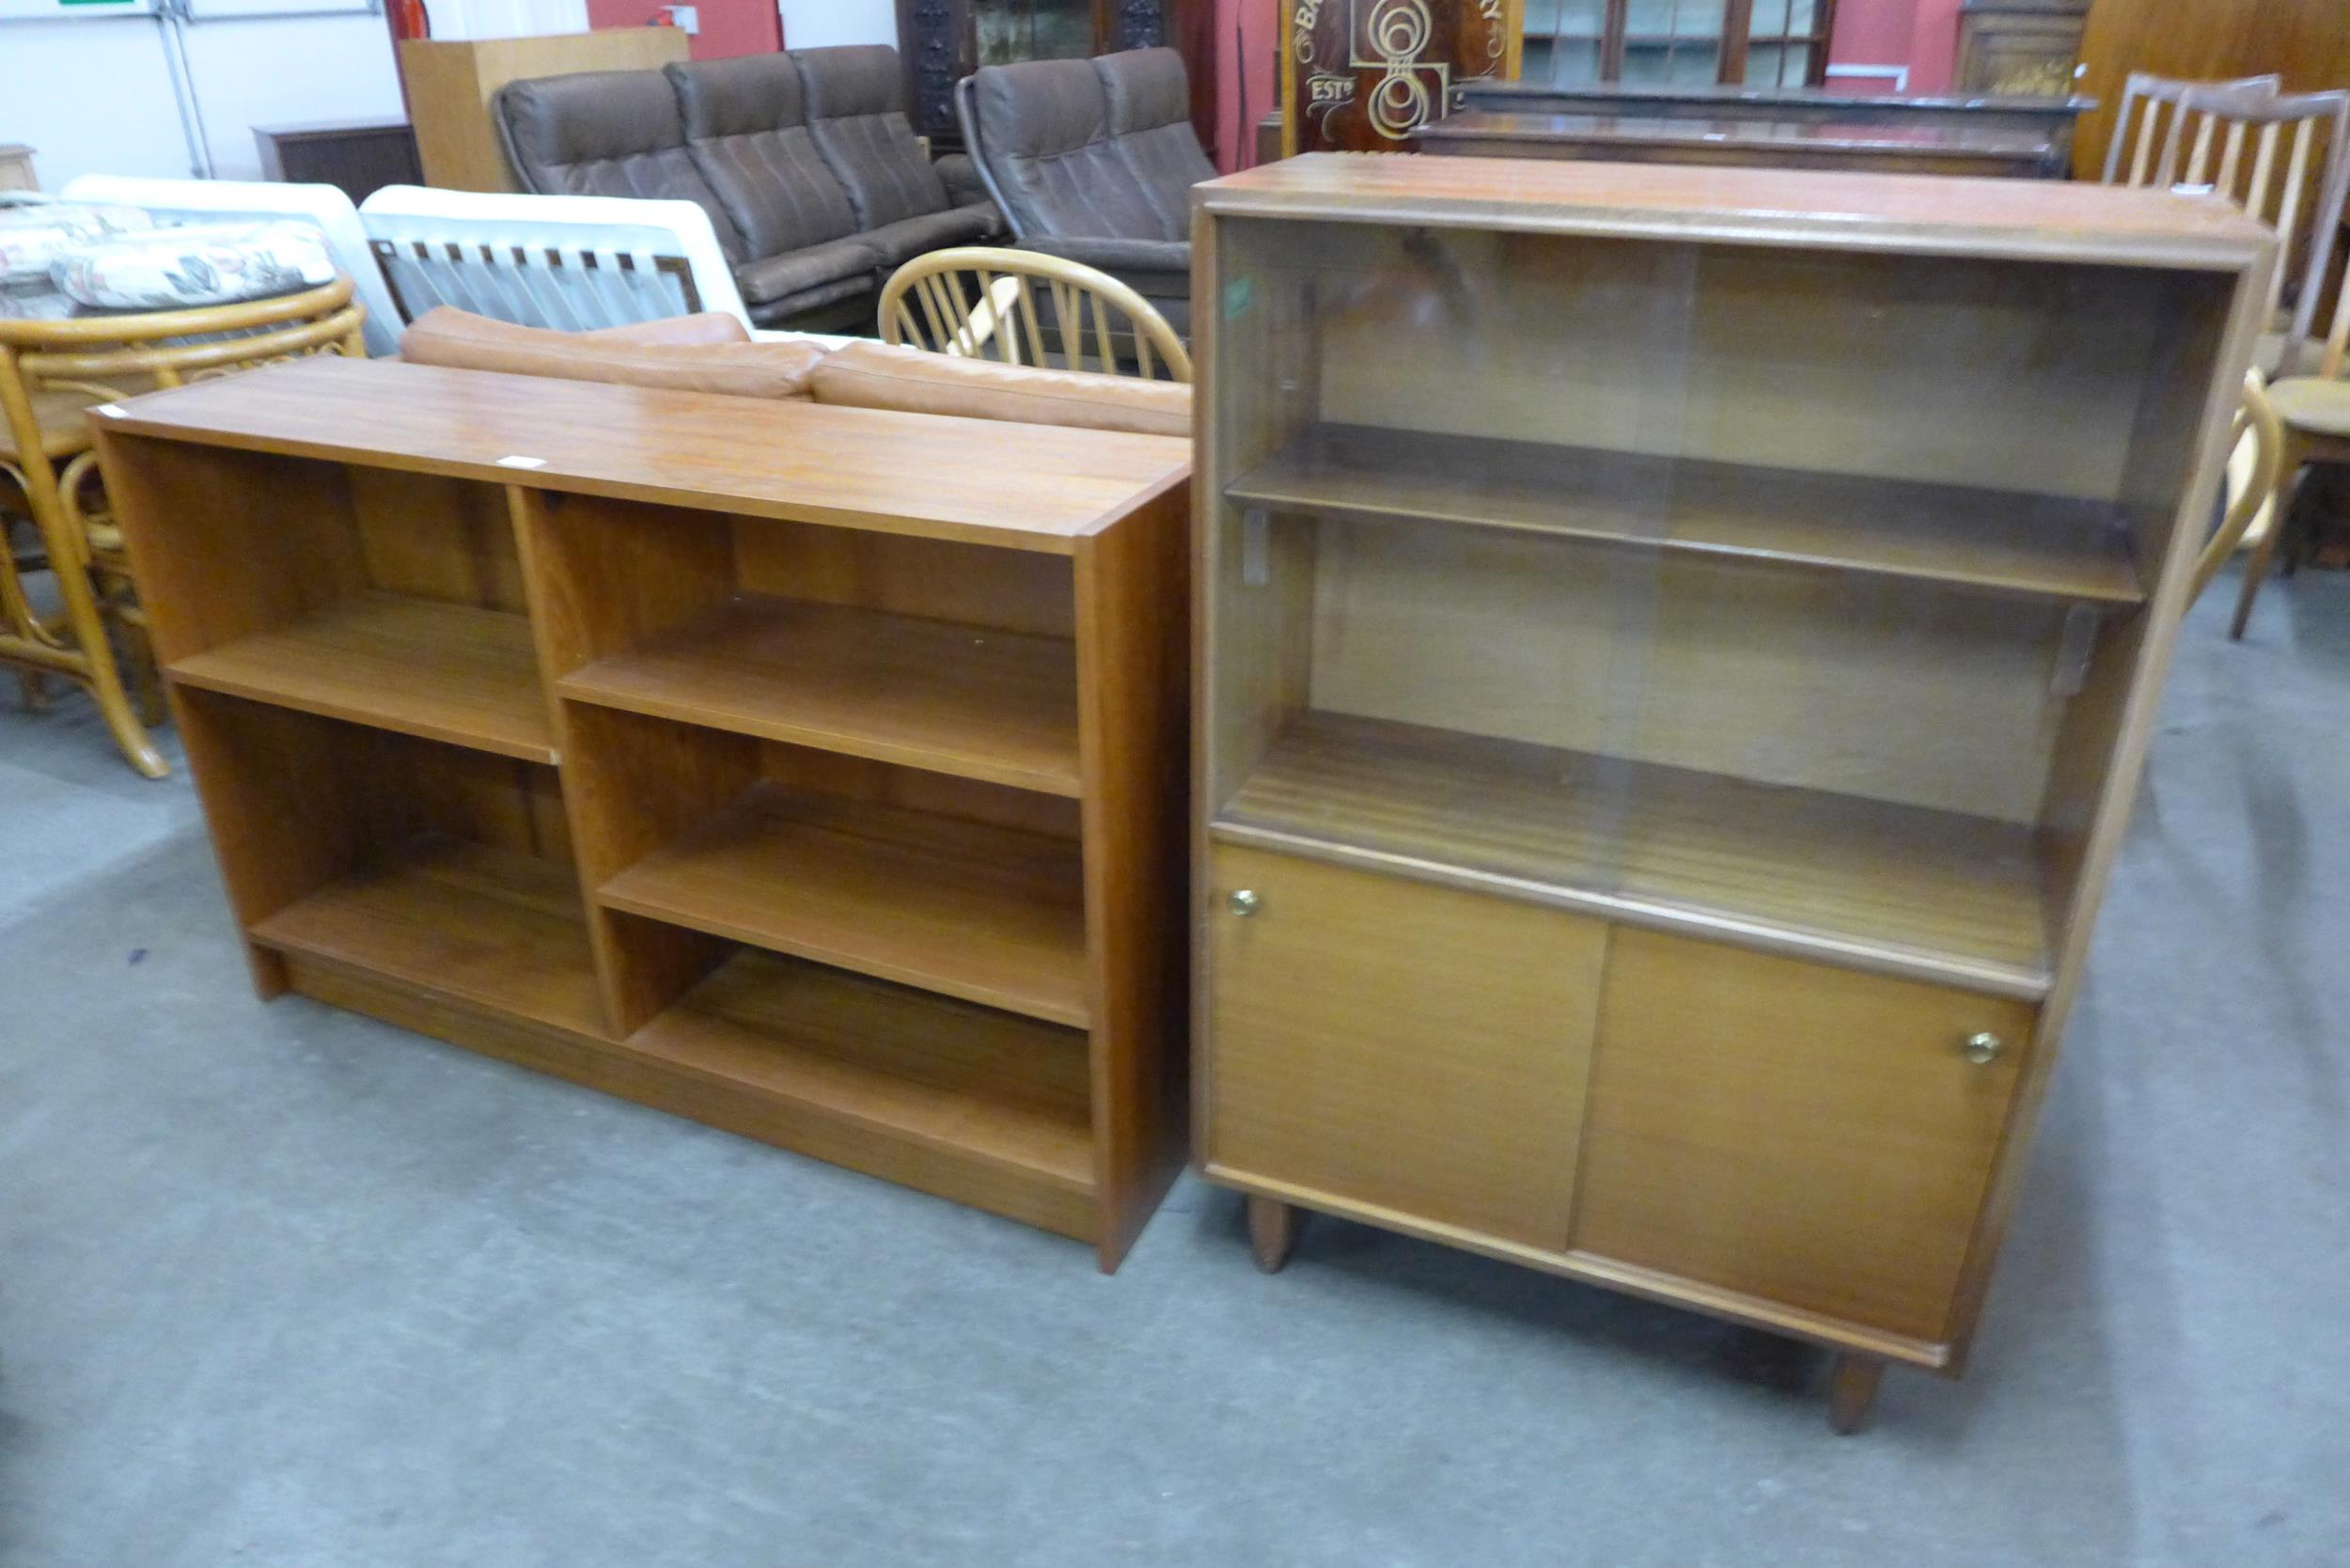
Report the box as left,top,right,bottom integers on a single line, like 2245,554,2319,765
0,275,367,776
2234,274,2350,638
880,247,1192,384
2102,75,2350,374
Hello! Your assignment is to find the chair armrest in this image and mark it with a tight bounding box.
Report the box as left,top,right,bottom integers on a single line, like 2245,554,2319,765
934,153,992,211
1017,236,1191,275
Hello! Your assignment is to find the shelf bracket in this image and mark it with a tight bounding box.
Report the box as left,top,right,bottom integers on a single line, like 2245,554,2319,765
2050,604,2101,698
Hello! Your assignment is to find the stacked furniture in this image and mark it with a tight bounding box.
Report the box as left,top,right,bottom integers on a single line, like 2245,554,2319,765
1189,155,2270,1428
97,353,1192,1269
959,49,1211,334
496,47,1002,329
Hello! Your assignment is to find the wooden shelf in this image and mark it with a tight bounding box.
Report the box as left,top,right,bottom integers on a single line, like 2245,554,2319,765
251,834,604,1037
632,949,1095,1209
600,783,1092,1027
1215,712,2052,996
1228,425,2145,604
559,595,1082,797
168,592,556,762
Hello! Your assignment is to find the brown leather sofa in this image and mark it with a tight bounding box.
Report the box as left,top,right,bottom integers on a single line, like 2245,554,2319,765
958,48,1212,335
494,46,1002,331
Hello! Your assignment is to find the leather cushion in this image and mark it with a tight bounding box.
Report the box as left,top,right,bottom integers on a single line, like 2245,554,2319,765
746,274,874,324
810,339,1190,437
968,57,1167,240
398,306,820,399
2269,375,2350,437
733,235,883,306
495,72,749,261
668,55,862,258
795,45,950,230
859,206,1005,266
1096,49,1213,238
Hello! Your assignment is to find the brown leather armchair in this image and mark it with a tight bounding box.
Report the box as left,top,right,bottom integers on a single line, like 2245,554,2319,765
958,48,1211,336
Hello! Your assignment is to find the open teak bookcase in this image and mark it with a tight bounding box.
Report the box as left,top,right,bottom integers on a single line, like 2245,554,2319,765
1189,156,2272,1426
98,357,1192,1270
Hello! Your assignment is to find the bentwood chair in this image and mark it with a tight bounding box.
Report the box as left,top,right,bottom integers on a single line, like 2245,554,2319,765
2101,75,2350,375
0,275,367,776
880,247,1192,384
2231,277,2350,637
2189,373,2286,621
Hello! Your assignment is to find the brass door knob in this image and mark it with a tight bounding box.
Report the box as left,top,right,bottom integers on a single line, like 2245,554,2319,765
1228,888,1260,917
1962,1031,2005,1065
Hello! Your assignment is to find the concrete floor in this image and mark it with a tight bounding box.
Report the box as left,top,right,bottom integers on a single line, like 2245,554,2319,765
2,571,2345,1568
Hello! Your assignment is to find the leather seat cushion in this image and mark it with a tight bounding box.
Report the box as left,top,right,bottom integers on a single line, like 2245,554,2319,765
2269,375,2350,438
495,72,748,261
1097,49,1214,239
810,339,1189,437
968,57,1167,241
860,206,1005,266
668,55,863,258
797,45,951,230
733,236,885,306
397,306,822,400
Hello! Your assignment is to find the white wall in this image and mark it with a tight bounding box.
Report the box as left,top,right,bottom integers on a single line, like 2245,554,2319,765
0,11,402,190
776,0,892,50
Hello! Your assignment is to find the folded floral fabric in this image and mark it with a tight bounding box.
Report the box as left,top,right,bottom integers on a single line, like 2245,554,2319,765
49,219,335,310
0,203,155,287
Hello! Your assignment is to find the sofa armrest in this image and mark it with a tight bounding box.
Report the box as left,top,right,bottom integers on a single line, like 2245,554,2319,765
934,152,993,211
1017,236,1191,276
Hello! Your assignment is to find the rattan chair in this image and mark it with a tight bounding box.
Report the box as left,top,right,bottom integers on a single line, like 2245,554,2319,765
880,247,1191,383
0,275,367,776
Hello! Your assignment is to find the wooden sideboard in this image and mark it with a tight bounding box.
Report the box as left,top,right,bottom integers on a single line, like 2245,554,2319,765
1419,108,2067,176
254,118,422,204
98,356,1192,1271
1190,155,2270,1427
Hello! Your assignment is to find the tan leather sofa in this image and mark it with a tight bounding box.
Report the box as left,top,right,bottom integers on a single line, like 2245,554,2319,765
399,308,1189,439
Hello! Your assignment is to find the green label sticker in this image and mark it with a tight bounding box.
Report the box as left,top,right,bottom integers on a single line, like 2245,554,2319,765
1223,276,1255,320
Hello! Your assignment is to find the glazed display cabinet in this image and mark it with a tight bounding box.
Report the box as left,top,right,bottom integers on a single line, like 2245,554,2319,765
1190,156,2270,1427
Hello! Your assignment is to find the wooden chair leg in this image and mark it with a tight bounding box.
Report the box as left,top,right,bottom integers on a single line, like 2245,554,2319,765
1826,1352,1886,1435
2232,454,2303,639
39,535,164,778
1246,1194,1302,1274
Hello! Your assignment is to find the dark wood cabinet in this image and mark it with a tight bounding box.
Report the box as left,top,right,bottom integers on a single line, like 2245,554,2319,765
896,0,1216,156
253,118,421,204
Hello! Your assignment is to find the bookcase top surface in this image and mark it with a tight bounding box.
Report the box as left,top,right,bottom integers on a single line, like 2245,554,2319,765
1198,154,2276,271
101,355,1191,555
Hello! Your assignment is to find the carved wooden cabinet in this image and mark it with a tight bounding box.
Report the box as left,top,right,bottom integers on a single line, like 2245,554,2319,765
1190,155,2271,1428
896,0,1216,153
1956,0,2090,97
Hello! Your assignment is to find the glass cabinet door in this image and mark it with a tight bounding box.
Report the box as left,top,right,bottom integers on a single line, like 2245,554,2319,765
973,0,1096,67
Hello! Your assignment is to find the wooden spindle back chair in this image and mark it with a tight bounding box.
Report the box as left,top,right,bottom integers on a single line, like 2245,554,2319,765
2103,74,2350,358
0,275,367,776
880,247,1192,384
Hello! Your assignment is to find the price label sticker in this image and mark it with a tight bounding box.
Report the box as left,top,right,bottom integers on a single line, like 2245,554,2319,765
495,455,548,469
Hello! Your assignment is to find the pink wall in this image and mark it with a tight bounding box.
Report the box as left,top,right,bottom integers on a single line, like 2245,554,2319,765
1826,0,1957,95
582,0,778,61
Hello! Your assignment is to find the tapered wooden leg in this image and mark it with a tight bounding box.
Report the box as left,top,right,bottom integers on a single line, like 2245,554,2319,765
1826,1353,1886,1435
1246,1194,1301,1274
2234,449,2305,639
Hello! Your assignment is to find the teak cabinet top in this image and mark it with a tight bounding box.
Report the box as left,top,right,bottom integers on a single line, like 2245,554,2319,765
102,356,1191,557
1198,151,2275,269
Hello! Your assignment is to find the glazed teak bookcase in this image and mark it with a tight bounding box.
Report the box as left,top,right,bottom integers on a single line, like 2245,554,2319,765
99,357,1192,1271
1189,156,2271,1426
